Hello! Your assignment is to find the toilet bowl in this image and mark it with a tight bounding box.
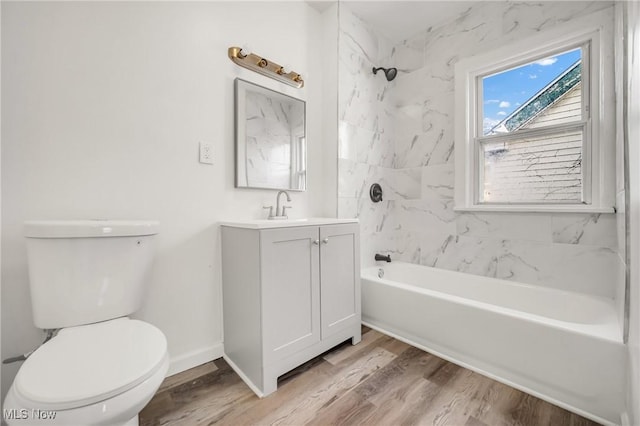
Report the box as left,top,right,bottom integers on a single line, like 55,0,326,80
3,220,168,426
4,318,168,426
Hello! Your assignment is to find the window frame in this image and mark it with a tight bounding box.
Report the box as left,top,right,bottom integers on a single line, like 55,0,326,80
454,9,615,213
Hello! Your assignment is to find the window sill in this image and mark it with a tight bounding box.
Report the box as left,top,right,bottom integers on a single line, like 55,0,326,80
453,204,615,214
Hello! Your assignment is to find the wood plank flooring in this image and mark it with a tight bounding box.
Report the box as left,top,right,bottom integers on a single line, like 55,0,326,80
140,327,600,426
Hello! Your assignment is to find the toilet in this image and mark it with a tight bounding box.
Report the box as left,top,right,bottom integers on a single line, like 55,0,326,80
3,220,169,426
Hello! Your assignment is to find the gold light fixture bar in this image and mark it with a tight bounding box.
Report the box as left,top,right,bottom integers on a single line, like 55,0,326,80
228,46,304,89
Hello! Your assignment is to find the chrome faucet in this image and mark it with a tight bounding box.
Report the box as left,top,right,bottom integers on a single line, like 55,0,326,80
275,190,291,218
264,190,292,220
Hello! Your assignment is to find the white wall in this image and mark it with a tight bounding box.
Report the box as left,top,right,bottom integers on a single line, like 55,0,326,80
322,3,339,218
0,0,3,401
1,1,336,401
625,1,640,423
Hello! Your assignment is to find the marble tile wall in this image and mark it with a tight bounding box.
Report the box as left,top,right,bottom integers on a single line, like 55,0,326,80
337,5,398,267
339,2,623,300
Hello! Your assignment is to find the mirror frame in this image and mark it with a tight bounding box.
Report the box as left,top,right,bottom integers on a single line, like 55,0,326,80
234,78,307,192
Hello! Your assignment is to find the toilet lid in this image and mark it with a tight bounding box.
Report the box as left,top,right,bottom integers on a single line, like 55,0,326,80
14,317,167,410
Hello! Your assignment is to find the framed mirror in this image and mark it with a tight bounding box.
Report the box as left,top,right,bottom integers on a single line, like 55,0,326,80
235,78,307,191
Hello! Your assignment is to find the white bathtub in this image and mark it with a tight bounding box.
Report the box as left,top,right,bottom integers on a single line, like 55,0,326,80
362,262,625,425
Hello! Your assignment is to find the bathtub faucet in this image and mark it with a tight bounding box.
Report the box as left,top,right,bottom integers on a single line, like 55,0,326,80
375,253,391,263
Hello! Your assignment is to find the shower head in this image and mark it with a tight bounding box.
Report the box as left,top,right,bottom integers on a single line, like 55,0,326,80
372,67,397,81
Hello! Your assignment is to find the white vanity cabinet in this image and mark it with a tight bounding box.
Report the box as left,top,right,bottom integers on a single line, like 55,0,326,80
221,219,361,397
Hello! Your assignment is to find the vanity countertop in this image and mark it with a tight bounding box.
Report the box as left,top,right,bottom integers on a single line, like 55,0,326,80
219,217,358,230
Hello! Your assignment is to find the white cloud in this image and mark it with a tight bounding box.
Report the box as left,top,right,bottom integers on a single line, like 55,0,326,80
483,117,501,133
497,111,507,116
499,101,511,108
535,57,558,66
485,99,500,104
529,74,538,79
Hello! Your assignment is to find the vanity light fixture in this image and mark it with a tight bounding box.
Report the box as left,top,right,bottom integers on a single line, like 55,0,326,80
228,46,304,89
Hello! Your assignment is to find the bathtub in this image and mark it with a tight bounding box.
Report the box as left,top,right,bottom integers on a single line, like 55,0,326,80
362,262,625,425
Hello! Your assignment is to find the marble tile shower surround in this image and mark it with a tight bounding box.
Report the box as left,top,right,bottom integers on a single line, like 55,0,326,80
338,1,623,299
338,3,398,268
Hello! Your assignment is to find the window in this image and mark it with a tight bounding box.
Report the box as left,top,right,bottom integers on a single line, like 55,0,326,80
481,47,586,204
454,9,614,212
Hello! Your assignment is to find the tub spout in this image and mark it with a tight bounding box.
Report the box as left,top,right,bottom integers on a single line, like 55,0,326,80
375,253,391,263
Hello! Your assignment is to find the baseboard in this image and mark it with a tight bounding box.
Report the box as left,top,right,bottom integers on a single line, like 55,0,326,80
167,342,224,377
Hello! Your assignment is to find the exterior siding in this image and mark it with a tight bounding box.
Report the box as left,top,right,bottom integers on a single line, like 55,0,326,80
524,83,582,129
483,83,583,203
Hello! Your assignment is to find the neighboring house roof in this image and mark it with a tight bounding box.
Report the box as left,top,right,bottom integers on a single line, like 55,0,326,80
489,59,582,135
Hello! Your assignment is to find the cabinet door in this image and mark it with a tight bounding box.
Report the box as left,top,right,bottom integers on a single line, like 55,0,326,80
260,226,321,365
320,224,360,338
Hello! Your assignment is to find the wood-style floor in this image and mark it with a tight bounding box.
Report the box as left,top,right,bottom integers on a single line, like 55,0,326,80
140,327,600,426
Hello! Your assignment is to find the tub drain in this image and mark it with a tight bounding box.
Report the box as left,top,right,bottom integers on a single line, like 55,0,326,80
377,268,384,278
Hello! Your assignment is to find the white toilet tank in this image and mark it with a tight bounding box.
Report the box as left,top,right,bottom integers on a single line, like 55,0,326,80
24,220,159,329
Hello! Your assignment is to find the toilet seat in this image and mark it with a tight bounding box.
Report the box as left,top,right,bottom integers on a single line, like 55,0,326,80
14,317,167,411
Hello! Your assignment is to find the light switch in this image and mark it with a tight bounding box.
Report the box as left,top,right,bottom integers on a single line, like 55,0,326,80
199,142,214,165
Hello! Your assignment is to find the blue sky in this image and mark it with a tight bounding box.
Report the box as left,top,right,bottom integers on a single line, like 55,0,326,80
482,48,581,135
